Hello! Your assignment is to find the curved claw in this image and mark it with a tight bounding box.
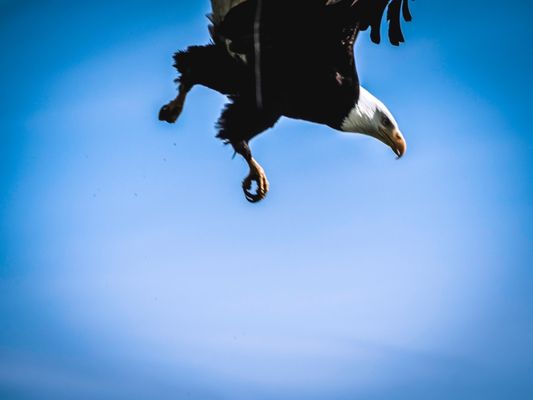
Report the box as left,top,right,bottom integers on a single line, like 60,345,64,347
242,167,269,203
159,103,183,124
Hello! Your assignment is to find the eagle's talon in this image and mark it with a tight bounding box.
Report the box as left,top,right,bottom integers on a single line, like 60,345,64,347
242,164,269,203
159,103,183,124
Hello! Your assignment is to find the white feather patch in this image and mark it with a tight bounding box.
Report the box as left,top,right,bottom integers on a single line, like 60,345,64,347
210,0,248,26
209,0,249,64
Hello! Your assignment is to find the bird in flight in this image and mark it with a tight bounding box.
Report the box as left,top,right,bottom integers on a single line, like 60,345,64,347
160,0,413,202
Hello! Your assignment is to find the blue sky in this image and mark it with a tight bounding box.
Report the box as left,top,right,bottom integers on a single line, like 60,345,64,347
0,1,531,399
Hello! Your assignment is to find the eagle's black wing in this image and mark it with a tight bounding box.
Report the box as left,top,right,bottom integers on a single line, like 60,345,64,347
214,0,413,125
326,0,412,46
217,0,413,47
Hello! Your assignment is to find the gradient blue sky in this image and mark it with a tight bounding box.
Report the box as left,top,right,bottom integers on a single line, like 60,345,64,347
0,1,532,399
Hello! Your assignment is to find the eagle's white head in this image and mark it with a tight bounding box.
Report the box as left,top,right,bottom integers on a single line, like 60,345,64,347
341,87,407,158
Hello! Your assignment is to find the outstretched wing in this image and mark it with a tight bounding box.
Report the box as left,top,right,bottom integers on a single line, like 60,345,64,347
207,0,413,116
215,0,413,57
326,0,412,46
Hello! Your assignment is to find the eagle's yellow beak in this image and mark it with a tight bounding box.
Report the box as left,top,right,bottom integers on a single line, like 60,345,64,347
392,130,407,158
378,128,407,159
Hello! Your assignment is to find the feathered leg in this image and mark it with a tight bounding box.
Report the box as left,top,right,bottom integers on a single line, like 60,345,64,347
159,45,247,124
217,99,280,203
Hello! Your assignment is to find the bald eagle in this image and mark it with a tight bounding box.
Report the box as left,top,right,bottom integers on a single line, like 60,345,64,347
159,0,413,202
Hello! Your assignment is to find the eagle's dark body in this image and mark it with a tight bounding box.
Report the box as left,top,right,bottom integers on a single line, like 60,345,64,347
160,0,412,202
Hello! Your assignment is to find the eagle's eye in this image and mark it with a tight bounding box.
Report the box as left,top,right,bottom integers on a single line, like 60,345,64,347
381,116,392,128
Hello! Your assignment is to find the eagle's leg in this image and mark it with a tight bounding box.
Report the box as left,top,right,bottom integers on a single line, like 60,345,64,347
233,141,269,203
217,100,280,203
159,80,192,124
159,44,245,124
